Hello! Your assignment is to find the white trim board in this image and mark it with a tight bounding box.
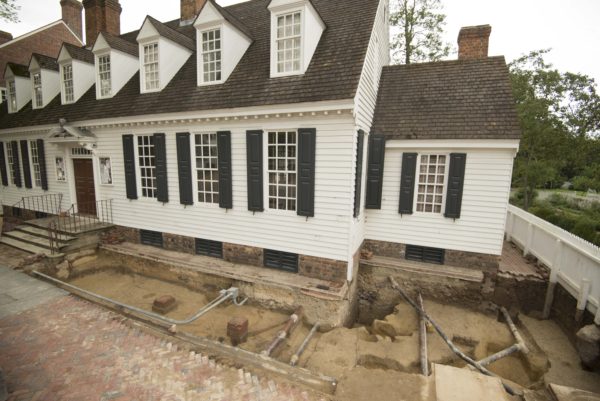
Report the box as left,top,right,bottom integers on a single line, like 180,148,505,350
0,20,83,50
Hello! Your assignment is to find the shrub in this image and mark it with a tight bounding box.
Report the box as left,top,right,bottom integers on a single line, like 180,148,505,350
572,220,598,244
572,176,594,192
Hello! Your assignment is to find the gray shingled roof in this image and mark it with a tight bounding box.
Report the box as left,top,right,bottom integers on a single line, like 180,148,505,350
31,53,59,71
0,0,378,129
5,62,29,77
145,16,195,51
99,31,139,57
201,0,253,39
63,42,94,64
371,57,521,140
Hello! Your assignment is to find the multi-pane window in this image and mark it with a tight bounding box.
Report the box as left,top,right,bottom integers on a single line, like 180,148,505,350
194,133,219,203
6,143,17,185
62,64,74,103
137,135,157,198
143,43,159,91
0,88,6,103
8,80,17,111
276,12,301,74
33,73,43,107
202,29,222,83
268,131,297,211
29,141,42,187
98,55,111,97
416,154,447,213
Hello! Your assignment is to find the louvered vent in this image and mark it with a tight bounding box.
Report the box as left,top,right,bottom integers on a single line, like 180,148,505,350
140,230,163,248
264,249,298,273
195,238,223,259
405,245,445,265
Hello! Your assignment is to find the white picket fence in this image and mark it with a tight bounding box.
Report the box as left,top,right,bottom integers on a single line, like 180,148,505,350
505,204,600,324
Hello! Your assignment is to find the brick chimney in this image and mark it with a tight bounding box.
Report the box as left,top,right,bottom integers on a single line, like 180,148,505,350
181,0,207,25
0,30,13,46
61,0,83,40
457,25,492,60
83,0,122,45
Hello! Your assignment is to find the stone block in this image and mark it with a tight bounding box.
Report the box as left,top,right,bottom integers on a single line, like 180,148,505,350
71,255,97,269
152,295,176,315
576,324,600,370
223,243,263,267
298,255,347,283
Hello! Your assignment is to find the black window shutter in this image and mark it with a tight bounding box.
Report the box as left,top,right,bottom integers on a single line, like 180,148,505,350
399,153,418,215
11,141,21,188
217,131,233,209
246,130,264,212
444,153,467,219
353,130,365,218
20,140,32,189
36,139,48,190
122,135,137,200
176,132,193,206
297,128,316,217
365,134,386,209
0,142,8,186
153,133,168,203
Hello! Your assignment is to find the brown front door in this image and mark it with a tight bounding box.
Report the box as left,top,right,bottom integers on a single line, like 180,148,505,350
73,159,97,215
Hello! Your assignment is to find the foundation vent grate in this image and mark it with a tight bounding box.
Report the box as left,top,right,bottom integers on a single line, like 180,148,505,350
405,244,445,265
264,249,298,273
140,230,163,248
195,238,223,258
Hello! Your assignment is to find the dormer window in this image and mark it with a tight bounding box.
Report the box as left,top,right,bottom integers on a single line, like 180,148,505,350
1,88,6,103
268,0,324,78
276,11,301,74
201,29,222,83
143,43,160,91
62,64,74,103
33,73,43,108
98,54,111,97
7,80,17,112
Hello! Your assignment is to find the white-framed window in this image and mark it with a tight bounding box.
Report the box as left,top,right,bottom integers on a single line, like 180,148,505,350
416,154,447,213
137,135,157,198
143,43,159,91
0,88,6,103
194,133,219,203
29,141,42,187
276,11,302,74
201,29,222,83
6,143,17,185
62,64,74,103
267,131,297,211
33,72,43,108
98,54,111,97
8,80,17,112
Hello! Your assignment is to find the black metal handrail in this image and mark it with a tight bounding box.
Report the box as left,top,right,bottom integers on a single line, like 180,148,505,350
12,193,63,216
48,199,114,253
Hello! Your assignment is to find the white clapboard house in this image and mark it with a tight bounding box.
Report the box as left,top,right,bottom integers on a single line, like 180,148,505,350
0,0,520,284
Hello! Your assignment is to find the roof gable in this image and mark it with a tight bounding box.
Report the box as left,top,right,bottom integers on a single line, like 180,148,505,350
29,53,59,72
93,31,139,57
138,16,195,51
5,62,30,78
194,0,253,40
58,43,94,64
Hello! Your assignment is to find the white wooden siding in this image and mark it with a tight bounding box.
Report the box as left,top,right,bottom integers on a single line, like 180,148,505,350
353,0,389,133
93,114,356,262
0,135,74,210
365,146,517,255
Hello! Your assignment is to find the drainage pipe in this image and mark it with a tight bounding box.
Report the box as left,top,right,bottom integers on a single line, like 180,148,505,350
417,293,429,376
499,306,529,355
262,306,304,357
33,271,247,327
290,323,320,366
388,277,519,397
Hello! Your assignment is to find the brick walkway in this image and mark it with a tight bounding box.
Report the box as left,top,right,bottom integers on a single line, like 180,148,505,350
0,295,328,401
499,241,544,279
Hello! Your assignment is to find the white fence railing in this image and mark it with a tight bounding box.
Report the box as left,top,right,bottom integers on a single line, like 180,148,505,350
505,204,600,324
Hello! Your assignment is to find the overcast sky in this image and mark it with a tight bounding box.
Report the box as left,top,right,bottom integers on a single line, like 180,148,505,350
2,0,599,85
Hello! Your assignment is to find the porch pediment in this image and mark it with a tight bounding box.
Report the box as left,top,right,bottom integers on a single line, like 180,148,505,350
46,119,97,149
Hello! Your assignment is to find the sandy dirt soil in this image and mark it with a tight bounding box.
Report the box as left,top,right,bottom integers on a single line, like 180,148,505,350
69,270,317,364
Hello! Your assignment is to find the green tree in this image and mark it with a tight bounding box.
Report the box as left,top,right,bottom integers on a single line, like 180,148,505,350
509,50,600,209
389,0,451,64
0,0,19,23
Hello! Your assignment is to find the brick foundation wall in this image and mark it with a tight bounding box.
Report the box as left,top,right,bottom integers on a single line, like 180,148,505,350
100,225,139,245
298,255,347,283
223,243,263,267
362,239,499,274
163,233,195,255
